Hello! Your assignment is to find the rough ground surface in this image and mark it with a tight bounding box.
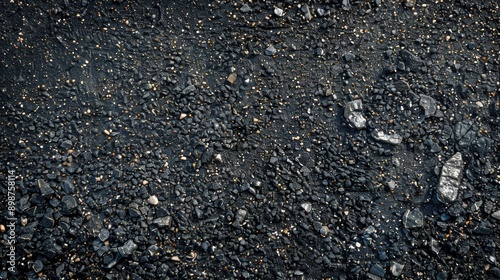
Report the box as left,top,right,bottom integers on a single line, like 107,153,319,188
1,0,499,279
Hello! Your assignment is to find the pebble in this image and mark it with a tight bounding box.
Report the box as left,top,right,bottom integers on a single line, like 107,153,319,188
344,52,355,62
99,229,110,242
61,195,78,214
403,208,424,228
301,202,312,213
38,179,54,197
344,100,367,129
437,152,464,204
301,4,312,21
153,216,172,228
232,209,247,227
390,262,405,276
121,240,138,255
491,210,500,220
265,45,277,56
148,195,159,206
274,7,283,17
371,130,403,145
399,49,424,72
240,4,251,13
227,73,237,84
419,95,437,118
370,264,386,278
33,260,44,273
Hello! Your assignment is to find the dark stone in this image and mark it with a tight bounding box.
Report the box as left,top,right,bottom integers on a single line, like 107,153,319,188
38,179,54,197
153,216,172,228
61,195,78,214
370,264,385,278
33,260,44,273
403,208,423,228
399,50,424,72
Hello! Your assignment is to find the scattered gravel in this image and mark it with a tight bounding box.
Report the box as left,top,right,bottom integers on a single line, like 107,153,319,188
1,0,498,278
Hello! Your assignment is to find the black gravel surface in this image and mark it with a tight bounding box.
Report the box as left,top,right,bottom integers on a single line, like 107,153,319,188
1,0,499,279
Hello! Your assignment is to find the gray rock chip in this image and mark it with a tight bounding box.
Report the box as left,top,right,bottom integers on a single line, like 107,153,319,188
240,4,251,13
274,7,283,17
99,229,110,242
400,49,424,72
301,4,312,20
344,52,355,62
370,264,385,278
33,260,44,273
265,45,277,56
437,152,464,203
344,100,366,129
38,179,54,197
492,210,500,220
372,130,403,145
390,262,405,277
232,209,247,227
153,216,172,228
60,139,73,149
419,94,437,117
405,0,417,8
121,240,138,255
403,208,423,228
61,195,77,213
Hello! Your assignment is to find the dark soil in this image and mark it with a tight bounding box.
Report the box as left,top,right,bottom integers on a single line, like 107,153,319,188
1,0,499,279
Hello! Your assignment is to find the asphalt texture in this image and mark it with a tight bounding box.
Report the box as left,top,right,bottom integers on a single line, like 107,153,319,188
1,0,499,279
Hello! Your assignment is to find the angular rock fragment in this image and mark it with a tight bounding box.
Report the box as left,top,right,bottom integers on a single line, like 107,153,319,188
344,100,366,129
390,262,405,277
153,216,172,228
403,208,423,228
419,94,437,118
372,129,402,145
399,50,424,72
232,209,247,227
437,152,464,203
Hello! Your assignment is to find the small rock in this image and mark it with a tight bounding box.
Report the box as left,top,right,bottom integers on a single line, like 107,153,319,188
394,80,410,92
60,139,73,149
182,84,196,95
227,73,237,84
370,264,385,278
240,4,251,13
419,95,437,118
344,100,366,129
399,49,424,72
148,195,159,206
344,52,355,62
153,216,172,228
214,154,222,163
61,195,78,214
491,210,500,220
301,5,312,20
301,202,312,213
33,260,44,273
38,179,54,197
121,240,138,255
232,209,247,227
99,229,110,242
405,0,416,8
372,130,403,145
342,0,351,11
265,45,277,56
403,208,423,228
437,152,464,204
390,262,404,276
274,7,283,17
